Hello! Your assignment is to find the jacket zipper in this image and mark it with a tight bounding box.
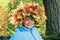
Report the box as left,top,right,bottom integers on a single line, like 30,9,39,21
30,30,36,40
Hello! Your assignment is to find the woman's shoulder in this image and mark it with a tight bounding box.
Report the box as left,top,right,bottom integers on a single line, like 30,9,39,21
15,26,23,31
13,27,24,36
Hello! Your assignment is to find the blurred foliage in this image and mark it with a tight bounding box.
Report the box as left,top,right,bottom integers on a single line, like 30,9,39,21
36,22,46,36
0,0,46,36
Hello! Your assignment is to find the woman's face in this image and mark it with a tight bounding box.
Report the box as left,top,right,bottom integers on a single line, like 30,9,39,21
23,17,34,28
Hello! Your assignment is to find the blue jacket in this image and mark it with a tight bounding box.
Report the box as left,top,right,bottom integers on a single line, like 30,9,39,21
9,25,43,40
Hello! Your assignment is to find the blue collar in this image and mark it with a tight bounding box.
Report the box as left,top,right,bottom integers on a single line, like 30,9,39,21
19,25,34,32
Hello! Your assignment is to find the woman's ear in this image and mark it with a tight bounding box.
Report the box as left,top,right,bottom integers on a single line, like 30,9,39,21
34,21,37,24
22,22,24,25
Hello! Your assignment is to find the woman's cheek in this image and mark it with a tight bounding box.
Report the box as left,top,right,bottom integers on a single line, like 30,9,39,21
24,21,28,24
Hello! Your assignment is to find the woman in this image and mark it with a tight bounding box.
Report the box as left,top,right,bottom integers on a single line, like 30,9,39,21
9,15,43,40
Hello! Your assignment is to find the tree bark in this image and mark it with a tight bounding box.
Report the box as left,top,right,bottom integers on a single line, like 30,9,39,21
43,0,60,39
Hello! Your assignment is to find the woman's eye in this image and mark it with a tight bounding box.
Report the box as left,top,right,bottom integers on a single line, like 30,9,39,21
25,19,29,21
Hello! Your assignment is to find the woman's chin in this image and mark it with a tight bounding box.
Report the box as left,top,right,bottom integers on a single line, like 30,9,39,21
26,26,33,28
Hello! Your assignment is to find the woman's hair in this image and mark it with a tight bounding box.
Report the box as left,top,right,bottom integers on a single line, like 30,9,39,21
22,15,37,25
25,15,34,20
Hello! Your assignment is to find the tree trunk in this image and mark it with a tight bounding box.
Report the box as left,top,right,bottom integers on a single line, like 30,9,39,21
43,0,60,39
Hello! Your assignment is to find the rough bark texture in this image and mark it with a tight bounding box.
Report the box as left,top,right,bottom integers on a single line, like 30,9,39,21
43,0,60,39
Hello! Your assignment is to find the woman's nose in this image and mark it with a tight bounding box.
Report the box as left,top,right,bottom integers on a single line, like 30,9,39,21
28,20,32,23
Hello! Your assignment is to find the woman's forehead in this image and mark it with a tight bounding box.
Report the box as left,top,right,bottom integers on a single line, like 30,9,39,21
25,17,34,20
23,15,35,21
